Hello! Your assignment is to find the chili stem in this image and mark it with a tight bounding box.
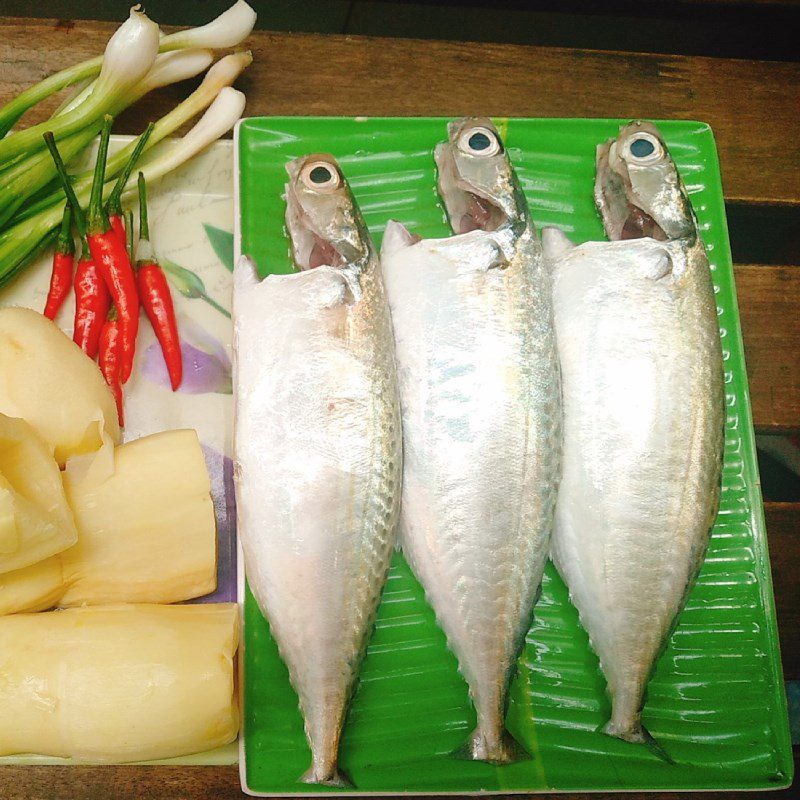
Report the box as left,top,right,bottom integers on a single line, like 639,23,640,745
125,210,135,263
137,171,150,242
88,115,114,234
107,123,155,216
43,132,87,239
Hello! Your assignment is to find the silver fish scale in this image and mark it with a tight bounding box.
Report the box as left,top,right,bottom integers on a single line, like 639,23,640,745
382,226,561,762
549,235,723,742
234,255,402,784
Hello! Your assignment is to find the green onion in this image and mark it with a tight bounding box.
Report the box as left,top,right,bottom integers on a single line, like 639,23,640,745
0,61,102,140
0,8,160,168
0,88,245,290
0,2,253,291
15,52,252,225
0,1,255,139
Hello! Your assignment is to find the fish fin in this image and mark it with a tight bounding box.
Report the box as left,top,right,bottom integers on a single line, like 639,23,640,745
234,254,261,292
299,763,354,789
601,720,675,765
381,219,420,256
541,226,576,260
643,248,673,281
452,727,531,766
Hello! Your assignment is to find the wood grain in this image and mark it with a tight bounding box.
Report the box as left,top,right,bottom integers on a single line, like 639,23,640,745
0,17,799,204
764,501,800,681
735,265,800,432
0,753,797,798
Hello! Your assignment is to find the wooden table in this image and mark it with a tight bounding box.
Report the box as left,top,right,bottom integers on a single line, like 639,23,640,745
0,15,798,799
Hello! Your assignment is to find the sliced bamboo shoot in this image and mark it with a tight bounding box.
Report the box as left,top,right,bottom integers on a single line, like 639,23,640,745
0,556,63,615
0,307,120,466
0,603,239,762
60,429,217,605
0,488,17,553
0,414,78,575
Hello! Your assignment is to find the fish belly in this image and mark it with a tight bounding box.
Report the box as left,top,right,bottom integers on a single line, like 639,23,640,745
233,266,402,783
551,241,723,742
383,236,561,763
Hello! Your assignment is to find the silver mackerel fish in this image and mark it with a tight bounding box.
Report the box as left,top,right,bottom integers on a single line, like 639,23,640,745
233,155,402,787
545,121,724,753
381,118,561,764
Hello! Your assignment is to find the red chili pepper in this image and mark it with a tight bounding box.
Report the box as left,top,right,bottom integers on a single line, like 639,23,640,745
98,307,124,427
137,172,182,391
105,122,154,246
72,237,110,358
45,116,140,384
108,213,126,245
43,204,75,320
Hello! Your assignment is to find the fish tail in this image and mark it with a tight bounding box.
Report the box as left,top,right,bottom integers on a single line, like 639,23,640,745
453,726,531,766
299,761,354,789
602,719,675,765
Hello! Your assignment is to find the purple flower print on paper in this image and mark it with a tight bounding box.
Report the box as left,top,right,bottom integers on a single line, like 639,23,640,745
143,316,232,395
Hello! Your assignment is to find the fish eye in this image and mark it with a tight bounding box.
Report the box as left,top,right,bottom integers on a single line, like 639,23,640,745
458,126,502,157
626,133,663,164
301,161,340,191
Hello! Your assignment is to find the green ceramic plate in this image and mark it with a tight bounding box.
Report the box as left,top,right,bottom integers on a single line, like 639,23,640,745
235,117,792,795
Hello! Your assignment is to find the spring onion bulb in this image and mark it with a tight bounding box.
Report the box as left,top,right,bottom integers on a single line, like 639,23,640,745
137,48,216,94
57,48,215,119
159,0,256,51
0,2,255,139
129,88,246,189
0,7,160,167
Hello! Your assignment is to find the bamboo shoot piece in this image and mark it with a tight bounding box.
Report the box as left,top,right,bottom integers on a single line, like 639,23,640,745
60,429,217,605
0,603,239,762
0,308,120,466
0,414,78,575
0,556,63,616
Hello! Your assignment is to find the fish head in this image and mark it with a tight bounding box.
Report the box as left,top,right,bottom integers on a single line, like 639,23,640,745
595,121,695,242
435,117,528,235
285,154,370,271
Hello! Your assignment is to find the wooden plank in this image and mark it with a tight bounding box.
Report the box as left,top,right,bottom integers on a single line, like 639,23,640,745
0,753,797,798
735,264,800,433
0,17,799,204
765,501,800,681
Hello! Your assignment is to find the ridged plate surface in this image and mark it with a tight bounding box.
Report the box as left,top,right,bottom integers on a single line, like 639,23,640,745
236,117,792,794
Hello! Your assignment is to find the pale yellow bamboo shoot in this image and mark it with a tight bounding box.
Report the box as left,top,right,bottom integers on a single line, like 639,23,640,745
0,556,63,615
0,603,239,762
60,429,217,605
0,307,120,465
0,414,77,575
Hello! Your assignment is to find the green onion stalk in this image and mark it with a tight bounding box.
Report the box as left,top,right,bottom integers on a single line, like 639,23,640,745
14,51,252,226
0,48,217,228
0,87,246,291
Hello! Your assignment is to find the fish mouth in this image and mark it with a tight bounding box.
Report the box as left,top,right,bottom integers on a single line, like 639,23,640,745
435,142,509,234
285,155,349,271
595,139,668,242
286,195,347,270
